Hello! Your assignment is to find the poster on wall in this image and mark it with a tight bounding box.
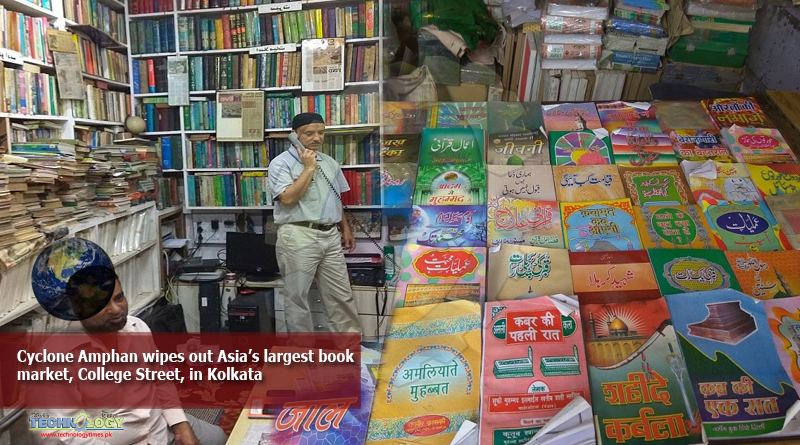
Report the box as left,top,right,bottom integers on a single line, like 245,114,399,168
216,90,265,141
46,30,84,100
301,38,345,92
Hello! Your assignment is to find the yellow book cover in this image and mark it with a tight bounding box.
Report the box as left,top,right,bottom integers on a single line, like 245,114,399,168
315,9,324,38
367,300,481,444
214,18,224,49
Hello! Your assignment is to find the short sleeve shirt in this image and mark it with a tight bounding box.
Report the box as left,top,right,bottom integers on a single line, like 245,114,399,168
268,149,350,224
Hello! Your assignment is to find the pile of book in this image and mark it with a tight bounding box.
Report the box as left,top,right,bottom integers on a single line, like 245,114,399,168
670,0,757,68
601,0,669,73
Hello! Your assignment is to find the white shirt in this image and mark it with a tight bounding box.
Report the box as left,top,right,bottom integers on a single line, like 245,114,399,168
30,316,187,445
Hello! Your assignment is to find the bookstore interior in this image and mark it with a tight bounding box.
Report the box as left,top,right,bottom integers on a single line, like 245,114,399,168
3,0,800,443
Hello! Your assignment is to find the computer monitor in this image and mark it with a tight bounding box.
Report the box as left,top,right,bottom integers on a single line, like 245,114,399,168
226,232,279,282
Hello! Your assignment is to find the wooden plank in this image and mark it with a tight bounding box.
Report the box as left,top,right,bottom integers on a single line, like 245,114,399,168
758,91,800,158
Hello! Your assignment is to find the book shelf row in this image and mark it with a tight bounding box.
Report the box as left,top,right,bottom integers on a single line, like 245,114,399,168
75,33,129,84
70,84,130,123
132,43,378,95
128,3,379,54
185,167,381,208
135,92,379,133
0,65,58,116
0,7,51,66
64,0,127,45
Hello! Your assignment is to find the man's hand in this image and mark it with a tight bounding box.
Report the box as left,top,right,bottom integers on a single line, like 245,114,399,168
171,421,200,445
342,230,356,252
299,148,318,171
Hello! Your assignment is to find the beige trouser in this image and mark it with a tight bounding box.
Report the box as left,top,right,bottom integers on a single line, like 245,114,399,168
276,223,362,334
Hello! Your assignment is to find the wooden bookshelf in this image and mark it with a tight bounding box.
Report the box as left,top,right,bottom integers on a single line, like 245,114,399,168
125,0,385,213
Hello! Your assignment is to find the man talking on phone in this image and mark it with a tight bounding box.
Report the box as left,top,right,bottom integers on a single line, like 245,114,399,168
267,112,362,337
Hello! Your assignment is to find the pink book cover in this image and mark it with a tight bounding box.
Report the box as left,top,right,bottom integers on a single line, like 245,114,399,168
596,101,660,134
395,243,486,308
764,296,800,397
481,297,591,445
721,124,799,165
541,102,602,132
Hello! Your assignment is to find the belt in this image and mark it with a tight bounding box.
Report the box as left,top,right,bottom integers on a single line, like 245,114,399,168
286,221,337,231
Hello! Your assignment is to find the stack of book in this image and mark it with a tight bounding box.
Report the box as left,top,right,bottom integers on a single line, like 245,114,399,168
0,64,59,116
601,0,668,73
0,7,51,66
670,0,757,68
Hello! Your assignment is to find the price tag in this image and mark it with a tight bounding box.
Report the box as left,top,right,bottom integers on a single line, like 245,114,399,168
258,1,302,14
0,48,23,65
249,43,299,55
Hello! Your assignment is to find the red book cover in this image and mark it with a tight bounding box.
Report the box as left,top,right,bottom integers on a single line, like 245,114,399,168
365,170,372,205
222,16,232,49
325,95,332,124
147,59,156,92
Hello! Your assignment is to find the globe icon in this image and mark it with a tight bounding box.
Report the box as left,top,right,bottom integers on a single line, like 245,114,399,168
31,238,116,321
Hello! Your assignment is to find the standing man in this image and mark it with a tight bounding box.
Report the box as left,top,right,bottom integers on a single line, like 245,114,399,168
268,112,362,336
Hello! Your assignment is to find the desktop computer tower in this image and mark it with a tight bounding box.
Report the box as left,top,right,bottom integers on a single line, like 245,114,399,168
228,289,274,333
198,281,221,332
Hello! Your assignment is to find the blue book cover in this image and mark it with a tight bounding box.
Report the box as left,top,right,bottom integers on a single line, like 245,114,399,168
408,205,487,247
666,289,800,439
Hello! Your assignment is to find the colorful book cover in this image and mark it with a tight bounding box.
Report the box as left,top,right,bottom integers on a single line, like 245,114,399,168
381,134,420,164
610,127,677,167
721,125,798,164
487,101,549,166
486,244,573,300
418,127,485,167
382,101,430,135
653,100,717,131
367,300,482,445
620,166,694,206
725,251,800,300
669,129,734,162
596,101,661,134
487,101,545,134
648,248,741,295
487,197,563,249
487,130,549,166
481,297,591,444
701,96,772,129
395,244,486,307
382,163,417,208
681,160,762,206
548,129,612,166
414,164,487,206
704,201,790,251
746,164,800,197
541,102,602,132
257,363,375,445
634,205,719,250
408,205,487,247
665,289,800,439
763,296,800,397
560,199,643,252
553,165,627,202
429,101,488,130
579,295,704,445
487,165,557,202
569,250,660,303
765,192,800,250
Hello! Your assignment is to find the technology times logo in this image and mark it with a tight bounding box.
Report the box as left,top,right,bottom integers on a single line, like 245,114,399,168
29,412,124,440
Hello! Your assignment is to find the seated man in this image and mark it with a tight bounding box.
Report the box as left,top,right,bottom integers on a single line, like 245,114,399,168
31,271,228,445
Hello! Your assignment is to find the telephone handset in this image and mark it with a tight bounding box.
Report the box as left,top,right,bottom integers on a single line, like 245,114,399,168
288,132,313,159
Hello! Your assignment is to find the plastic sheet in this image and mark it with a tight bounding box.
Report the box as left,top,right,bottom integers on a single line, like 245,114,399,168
543,34,603,45
542,43,603,60
541,58,599,70
607,17,666,38
541,14,604,35
544,0,610,21
685,0,758,20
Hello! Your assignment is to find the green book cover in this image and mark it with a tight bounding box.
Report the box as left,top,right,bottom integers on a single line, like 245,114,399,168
580,295,704,445
418,127,484,167
648,248,741,295
414,164,486,206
